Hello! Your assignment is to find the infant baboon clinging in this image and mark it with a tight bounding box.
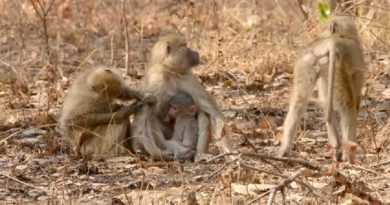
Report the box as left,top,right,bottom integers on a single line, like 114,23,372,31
59,67,152,159
164,91,198,160
279,16,366,162
131,34,232,161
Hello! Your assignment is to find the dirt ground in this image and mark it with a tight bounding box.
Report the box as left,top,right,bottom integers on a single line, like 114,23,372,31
0,1,389,204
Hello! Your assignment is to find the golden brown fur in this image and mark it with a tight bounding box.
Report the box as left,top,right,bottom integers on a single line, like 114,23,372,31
59,67,146,159
279,16,366,161
131,34,232,161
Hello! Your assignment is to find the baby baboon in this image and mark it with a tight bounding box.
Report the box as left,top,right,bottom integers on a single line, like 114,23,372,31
279,16,366,161
164,91,198,160
59,67,151,159
131,34,232,160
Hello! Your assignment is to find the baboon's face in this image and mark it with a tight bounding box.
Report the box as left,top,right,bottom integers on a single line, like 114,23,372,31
151,35,200,74
164,41,200,73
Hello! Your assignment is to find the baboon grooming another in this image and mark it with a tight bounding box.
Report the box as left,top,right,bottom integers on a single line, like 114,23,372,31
131,35,232,160
59,67,152,159
279,16,366,161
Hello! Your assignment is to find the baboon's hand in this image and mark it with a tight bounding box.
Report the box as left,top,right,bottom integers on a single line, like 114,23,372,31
142,93,157,106
117,101,144,118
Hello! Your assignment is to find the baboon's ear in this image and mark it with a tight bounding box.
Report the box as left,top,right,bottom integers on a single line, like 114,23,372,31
166,43,171,54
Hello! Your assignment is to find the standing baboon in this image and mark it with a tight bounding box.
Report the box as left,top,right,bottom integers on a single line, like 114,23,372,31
279,16,366,162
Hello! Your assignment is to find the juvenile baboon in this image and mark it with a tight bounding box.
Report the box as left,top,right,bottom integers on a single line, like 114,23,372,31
131,34,232,160
59,67,153,159
279,16,366,161
164,91,198,160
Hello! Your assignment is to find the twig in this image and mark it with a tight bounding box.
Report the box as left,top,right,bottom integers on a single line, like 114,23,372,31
370,159,390,168
346,164,390,180
204,152,238,163
242,135,259,153
369,30,390,49
331,171,383,205
240,163,316,194
259,158,282,174
205,152,320,172
29,0,55,57
266,189,277,205
241,152,321,171
234,131,281,172
241,162,286,178
280,189,286,204
193,158,238,181
266,168,307,205
245,190,271,205
122,0,132,75
109,29,116,67
1,124,57,142
0,172,47,193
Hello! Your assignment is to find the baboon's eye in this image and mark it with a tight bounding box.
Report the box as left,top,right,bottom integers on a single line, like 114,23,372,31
104,69,112,73
166,45,171,54
170,105,178,110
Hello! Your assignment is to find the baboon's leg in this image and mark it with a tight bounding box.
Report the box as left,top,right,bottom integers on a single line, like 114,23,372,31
279,93,313,156
77,121,128,159
211,116,233,155
339,104,358,161
279,59,317,157
340,105,358,142
97,122,128,158
196,112,210,154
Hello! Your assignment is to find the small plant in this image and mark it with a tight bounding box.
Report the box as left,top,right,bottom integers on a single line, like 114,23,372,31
317,2,330,22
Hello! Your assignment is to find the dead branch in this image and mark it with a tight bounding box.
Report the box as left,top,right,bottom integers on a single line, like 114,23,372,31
370,159,390,168
0,171,47,194
201,152,238,163
29,0,55,57
122,0,132,75
193,158,239,181
241,152,321,171
242,135,259,153
240,163,316,194
302,164,384,204
245,190,271,205
330,170,383,205
266,168,307,205
345,164,390,180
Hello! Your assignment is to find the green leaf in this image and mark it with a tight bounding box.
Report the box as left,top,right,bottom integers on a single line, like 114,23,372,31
317,2,330,22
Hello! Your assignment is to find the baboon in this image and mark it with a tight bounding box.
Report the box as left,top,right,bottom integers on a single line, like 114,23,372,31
279,16,366,161
59,67,153,159
164,91,198,160
131,34,232,160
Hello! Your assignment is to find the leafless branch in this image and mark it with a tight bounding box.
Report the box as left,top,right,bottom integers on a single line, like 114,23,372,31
241,152,321,171
122,0,132,75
